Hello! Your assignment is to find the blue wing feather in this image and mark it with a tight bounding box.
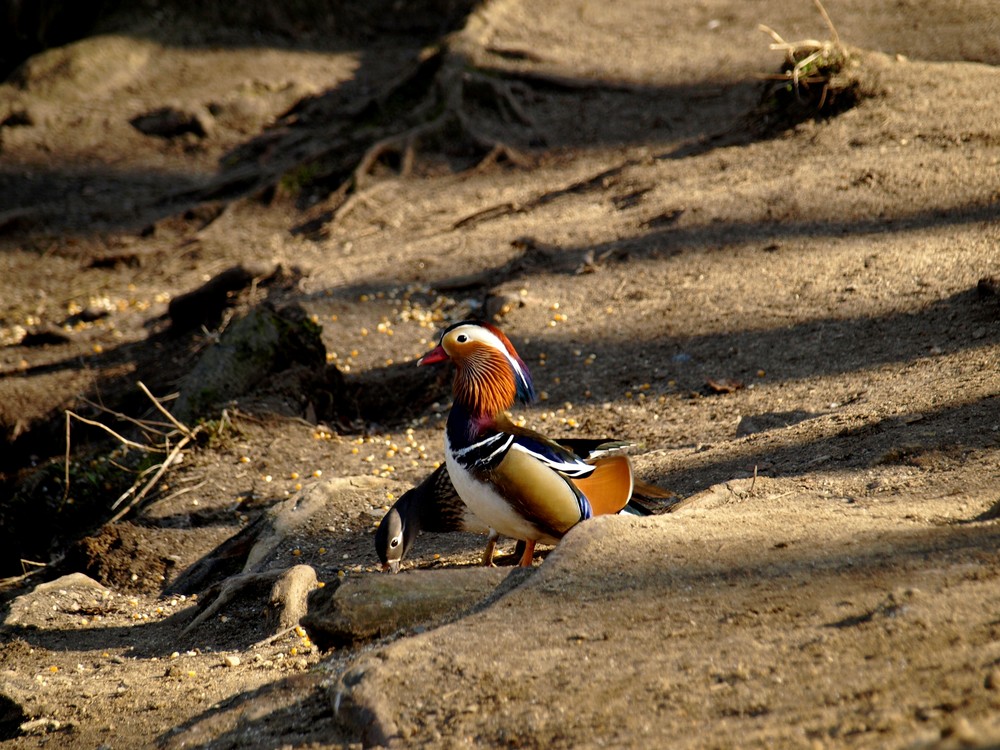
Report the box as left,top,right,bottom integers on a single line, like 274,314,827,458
509,434,595,478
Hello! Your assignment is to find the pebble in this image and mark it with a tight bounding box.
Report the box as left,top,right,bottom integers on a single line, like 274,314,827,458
222,655,241,668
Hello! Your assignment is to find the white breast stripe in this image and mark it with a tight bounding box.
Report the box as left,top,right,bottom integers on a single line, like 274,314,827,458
484,434,514,464
510,442,595,478
453,432,506,459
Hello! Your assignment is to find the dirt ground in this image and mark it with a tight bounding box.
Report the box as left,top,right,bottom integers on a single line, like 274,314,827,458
1,0,999,747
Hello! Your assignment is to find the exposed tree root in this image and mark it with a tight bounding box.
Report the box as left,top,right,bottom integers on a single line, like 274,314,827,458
174,7,546,236
343,49,533,196
182,564,317,634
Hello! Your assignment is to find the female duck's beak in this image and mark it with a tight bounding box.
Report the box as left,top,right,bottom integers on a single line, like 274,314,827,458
417,344,448,366
382,561,400,574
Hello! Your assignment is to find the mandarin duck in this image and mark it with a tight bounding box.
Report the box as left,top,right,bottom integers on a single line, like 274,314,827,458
375,461,658,573
374,464,497,574
417,320,668,567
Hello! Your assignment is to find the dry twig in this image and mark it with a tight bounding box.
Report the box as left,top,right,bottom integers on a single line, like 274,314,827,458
63,381,203,521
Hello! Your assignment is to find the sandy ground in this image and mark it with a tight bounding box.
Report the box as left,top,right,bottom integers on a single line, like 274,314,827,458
1,0,999,747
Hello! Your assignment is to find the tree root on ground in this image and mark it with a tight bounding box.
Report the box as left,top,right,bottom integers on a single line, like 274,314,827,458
183,563,317,635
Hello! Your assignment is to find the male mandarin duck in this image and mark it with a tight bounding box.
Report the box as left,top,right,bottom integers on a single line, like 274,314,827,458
416,319,668,567
375,462,657,573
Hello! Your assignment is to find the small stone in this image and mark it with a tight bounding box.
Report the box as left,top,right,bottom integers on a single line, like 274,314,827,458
222,655,241,668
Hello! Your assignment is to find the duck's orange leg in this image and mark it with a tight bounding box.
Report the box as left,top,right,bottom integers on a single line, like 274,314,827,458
517,539,536,567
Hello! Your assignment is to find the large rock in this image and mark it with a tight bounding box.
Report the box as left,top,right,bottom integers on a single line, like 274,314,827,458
302,567,516,649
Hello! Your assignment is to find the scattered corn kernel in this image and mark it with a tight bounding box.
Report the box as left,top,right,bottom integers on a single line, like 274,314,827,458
292,548,302,557
239,456,250,463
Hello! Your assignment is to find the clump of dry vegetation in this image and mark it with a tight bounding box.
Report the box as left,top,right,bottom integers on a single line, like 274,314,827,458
755,0,875,129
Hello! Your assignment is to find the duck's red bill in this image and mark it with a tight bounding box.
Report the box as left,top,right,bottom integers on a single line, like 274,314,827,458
417,344,448,366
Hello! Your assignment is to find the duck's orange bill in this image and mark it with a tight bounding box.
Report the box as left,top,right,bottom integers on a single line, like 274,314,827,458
417,344,449,366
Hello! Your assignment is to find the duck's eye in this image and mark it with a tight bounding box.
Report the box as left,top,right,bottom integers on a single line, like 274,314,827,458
456,333,468,343
389,535,401,549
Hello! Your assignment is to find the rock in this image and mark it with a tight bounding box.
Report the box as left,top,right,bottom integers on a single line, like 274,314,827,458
222,655,241,668
302,567,513,649
4,573,108,628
